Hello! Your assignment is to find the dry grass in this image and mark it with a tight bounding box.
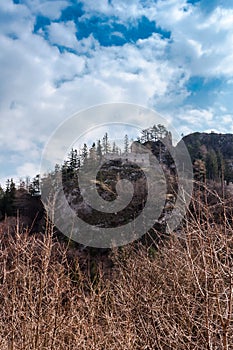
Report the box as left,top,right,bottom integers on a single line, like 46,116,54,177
0,188,233,349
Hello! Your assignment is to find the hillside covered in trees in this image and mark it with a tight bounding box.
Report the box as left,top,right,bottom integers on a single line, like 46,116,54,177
0,127,233,233
182,132,233,184
1,128,233,349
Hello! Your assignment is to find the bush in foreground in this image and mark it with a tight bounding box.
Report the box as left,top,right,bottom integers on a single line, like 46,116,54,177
0,192,233,349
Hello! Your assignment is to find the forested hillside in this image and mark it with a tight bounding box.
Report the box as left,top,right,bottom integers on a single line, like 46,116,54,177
1,129,233,349
182,132,233,183
0,128,233,230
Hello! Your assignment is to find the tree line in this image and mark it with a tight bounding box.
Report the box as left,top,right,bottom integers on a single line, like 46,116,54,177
0,175,40,219
1,125,233,220
193,149,233,184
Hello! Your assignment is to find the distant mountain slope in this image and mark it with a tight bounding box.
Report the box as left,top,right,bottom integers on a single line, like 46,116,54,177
181,132,233,183
182,132,233,160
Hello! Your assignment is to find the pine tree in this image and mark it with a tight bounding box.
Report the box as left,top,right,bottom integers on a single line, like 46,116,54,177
54,163,60,174
224,162,233,185
206,150,218,180
89,142,97,160
151,125,159,141
82,143,88,163
157,124,168,139
3,178,16,216
102,133,110,155
62,160,69,182
19,179,26,190
68,148,79,172
124,134,129,154
141,128,150,142
193,159,206,182
96,140,103,159
216,151,225,180
112,141,117,154
25,176,30,192
0,185,4,200
29,175,40,196
0,185,4,220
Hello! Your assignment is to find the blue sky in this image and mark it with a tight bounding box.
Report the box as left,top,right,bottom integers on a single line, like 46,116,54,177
0,0,233,184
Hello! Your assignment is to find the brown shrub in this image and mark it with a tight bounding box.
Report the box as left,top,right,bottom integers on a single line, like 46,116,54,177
0,191,233,349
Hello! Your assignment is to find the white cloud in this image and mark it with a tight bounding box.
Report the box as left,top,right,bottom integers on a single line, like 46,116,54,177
178,108,214,125
0,0,233,181
23,0,69,20
221,114,233,124
0,0,34,38
0,21,181,179
200,7,233,31
111,31,125,39
155,4,233,77
153,0,193,26
78,0,233,78
80,0,150,21
16,162,39,178
47,21,78,48
172,107,233,136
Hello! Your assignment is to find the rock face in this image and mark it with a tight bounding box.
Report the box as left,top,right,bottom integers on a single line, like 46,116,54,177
3,132,233,240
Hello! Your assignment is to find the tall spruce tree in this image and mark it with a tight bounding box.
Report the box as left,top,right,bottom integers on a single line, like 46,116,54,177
96,139,103,159
206,150,218,180
102,133,110,155
124,134,129,154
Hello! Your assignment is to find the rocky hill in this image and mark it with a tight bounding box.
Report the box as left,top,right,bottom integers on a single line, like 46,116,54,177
181,132,233,183
1,130,233,238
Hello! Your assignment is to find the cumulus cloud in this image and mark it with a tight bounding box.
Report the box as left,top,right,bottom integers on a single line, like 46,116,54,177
47,21,78,48
155,3,233,77
80,0,150,21
0,0,33,38
23,0,69,20
16,162,40,179
178,107,214,126
0,0,233,181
